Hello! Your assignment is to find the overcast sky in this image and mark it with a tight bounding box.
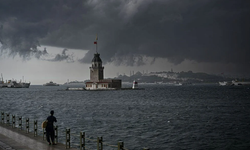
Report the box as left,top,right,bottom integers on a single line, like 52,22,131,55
0,0,250,85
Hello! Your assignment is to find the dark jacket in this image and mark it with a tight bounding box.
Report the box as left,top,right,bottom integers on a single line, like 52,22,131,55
46,115,57,130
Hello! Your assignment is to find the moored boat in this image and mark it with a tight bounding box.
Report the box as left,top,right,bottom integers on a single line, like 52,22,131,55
21,82,31,88
0,74,31,88
7,80,22,88
0,81,6,88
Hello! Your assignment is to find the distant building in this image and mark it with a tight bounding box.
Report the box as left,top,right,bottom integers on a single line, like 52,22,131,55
85,53,122,90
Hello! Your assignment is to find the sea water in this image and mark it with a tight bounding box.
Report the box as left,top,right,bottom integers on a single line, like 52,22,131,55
0,84,250,150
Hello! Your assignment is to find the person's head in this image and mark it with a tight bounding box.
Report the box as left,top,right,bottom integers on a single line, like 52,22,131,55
50,110,54,115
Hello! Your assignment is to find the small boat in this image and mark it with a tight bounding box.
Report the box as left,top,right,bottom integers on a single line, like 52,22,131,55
43,81,59,86
219,81,228,86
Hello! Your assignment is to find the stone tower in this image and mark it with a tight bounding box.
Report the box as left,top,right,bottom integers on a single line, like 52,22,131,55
89,53,104,82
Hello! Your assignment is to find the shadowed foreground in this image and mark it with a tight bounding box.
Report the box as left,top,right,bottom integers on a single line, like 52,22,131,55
0,124,77,150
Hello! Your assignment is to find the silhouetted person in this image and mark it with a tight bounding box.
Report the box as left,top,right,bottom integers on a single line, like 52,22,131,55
46,110,57,145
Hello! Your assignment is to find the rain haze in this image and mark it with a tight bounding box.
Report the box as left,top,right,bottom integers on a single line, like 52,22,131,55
0,0,249,85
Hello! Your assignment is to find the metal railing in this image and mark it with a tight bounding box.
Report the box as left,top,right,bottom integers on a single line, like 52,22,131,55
0,111,150,150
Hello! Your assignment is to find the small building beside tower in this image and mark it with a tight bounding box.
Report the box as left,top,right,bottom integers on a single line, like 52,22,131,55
85,36,121,90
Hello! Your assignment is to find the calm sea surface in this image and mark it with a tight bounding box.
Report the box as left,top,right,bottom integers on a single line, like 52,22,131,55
0,84,250,150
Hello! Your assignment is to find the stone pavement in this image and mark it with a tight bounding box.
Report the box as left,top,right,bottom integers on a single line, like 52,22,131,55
0,133,32,150
0,123,77,150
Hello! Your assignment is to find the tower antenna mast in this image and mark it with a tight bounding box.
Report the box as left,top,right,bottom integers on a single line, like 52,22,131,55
94,34,98,53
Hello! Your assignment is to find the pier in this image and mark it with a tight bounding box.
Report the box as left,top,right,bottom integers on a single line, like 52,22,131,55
0,111,149,150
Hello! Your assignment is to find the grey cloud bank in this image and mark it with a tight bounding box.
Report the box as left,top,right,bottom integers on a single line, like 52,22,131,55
0,0,249,76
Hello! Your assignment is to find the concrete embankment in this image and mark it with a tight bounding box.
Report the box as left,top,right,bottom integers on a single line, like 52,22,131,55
0,124,77,150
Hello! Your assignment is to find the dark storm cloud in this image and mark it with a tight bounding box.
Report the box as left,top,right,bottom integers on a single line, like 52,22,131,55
0,0,249,72
0,0,77,61
47,48,74,62
33,47,48,59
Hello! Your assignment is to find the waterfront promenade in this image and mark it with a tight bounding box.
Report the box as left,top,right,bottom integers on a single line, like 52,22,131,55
0,123,77,150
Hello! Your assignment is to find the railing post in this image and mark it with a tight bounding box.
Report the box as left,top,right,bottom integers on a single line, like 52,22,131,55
12,115,15,128
18,116,22,130
97,136,103,150
66,128,70,149
26,118,29,133
6,113,10,125
118,141,124,150
80,131,85,150
34,120,37,137
54,125,58,144
1,112,4,124
43,128,46,140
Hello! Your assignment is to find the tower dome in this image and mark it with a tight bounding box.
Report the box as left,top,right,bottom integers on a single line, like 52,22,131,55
92,53,102,63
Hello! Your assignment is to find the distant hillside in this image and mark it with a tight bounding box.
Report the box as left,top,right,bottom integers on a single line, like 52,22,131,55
113,71,248,83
